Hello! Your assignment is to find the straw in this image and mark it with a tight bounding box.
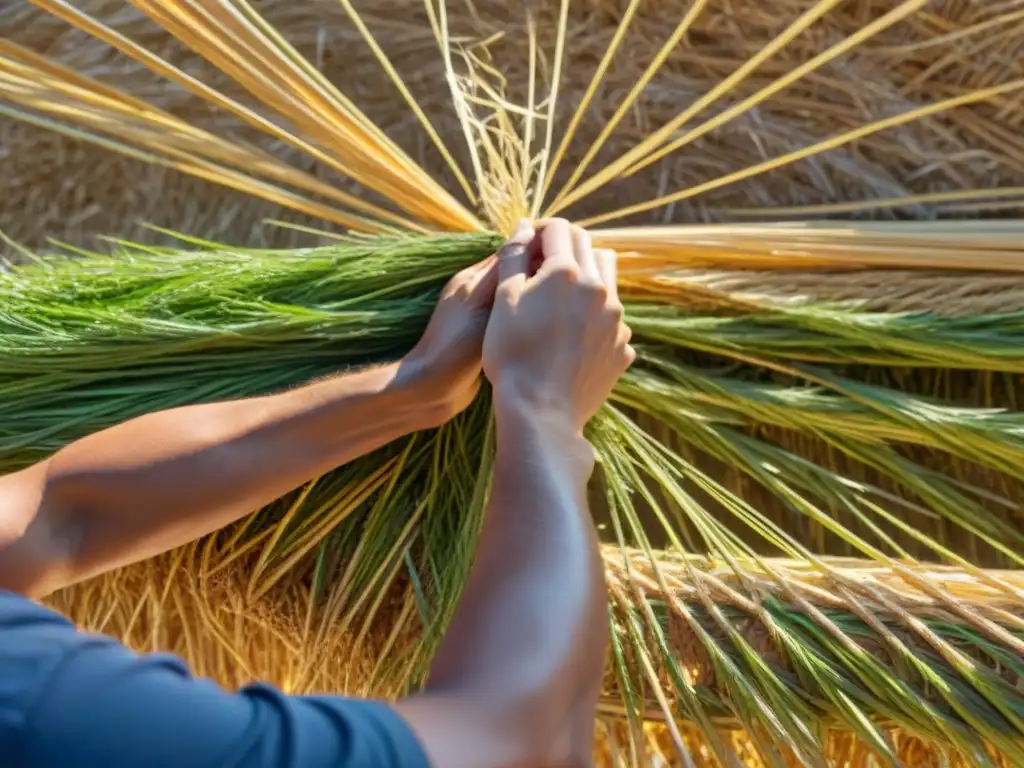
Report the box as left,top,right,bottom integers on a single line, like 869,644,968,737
6,1,1024,764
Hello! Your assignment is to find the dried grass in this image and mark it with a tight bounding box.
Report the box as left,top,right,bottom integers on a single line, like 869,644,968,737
11,0,1024,764
646,268,1024,316
5,0,1024,249
46,545,1024,766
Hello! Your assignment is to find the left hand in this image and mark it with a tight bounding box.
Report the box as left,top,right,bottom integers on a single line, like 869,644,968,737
398,255,500,423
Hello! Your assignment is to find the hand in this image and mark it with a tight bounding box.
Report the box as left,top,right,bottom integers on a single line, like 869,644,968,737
399,256,499,424
482,218,634,434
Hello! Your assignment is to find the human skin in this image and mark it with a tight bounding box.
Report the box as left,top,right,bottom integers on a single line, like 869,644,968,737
398,220,634,767
0,218,634,768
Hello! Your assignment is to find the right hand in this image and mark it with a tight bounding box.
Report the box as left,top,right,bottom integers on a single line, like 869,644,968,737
482,218,635,434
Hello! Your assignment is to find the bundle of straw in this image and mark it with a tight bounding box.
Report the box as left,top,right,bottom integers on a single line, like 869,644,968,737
3,0,1024,765
4,230,1022,765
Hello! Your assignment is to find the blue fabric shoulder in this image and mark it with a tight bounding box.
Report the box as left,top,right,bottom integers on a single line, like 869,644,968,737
0,591,430,768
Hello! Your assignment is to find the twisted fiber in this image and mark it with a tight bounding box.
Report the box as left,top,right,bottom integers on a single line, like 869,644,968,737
605,552,1024,621
13,1,1024,764
601,551,1024,764
598,720,1016,768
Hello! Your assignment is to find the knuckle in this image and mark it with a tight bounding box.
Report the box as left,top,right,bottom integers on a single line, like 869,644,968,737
538,216,570,230
580,279,607,304
606,301,624,322
449,267,472,286
498,239,527,257
497,241,528,263
622,345,637,368
550,262,579,283
571,224,591,245
450,278,472,298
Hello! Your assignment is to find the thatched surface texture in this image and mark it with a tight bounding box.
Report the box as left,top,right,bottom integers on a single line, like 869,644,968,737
4,1,1024,251
7,0,1024,765
3,224,1023,766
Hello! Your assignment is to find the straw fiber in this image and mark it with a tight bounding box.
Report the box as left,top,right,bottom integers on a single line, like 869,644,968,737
4,0,1024,765
4,1,1024,248
47,544,1024,767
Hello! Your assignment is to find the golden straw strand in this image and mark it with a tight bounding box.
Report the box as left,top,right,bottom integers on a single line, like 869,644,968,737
537,0,642,205
622,0,930,179
554,0,849,212
332,0,478,205
529,0,570,219
432,0,487,206
579,78,1024,227
544,0,711,214
723,187,1024,217
0,42,421,230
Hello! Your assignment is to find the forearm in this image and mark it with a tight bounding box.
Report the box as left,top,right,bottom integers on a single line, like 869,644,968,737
402,398,607,767
0,360,444,595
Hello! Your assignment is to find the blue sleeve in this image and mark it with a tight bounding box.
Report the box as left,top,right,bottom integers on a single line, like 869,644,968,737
0,592,430,768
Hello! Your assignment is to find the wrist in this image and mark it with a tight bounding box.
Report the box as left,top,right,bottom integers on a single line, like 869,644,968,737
389,356,463,430
493,390,595,484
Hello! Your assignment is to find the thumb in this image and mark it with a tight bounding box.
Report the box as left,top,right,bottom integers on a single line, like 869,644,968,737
497,219,535,287
467,255,499,306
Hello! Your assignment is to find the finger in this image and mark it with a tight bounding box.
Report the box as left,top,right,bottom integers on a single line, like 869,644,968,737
469,254,495,274
497,219,535,286
455,254,492,281
446,255,492,296
616,322,632,347
531,217,562,229
468,255,499,306
572,225,598,280
594,248,619,301
614,321,634,369
537,218,577,275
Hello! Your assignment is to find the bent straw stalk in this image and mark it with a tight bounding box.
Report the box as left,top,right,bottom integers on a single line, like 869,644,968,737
6,1,1024,247
4,0,1024,765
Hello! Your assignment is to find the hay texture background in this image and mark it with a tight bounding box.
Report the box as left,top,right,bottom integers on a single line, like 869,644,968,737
2,0,1022,252
6,1,1024,765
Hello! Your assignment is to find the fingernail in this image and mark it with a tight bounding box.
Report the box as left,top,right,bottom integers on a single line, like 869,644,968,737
508,218,532,243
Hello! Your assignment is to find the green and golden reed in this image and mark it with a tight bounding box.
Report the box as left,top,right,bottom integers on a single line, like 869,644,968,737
3,0,1024,765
